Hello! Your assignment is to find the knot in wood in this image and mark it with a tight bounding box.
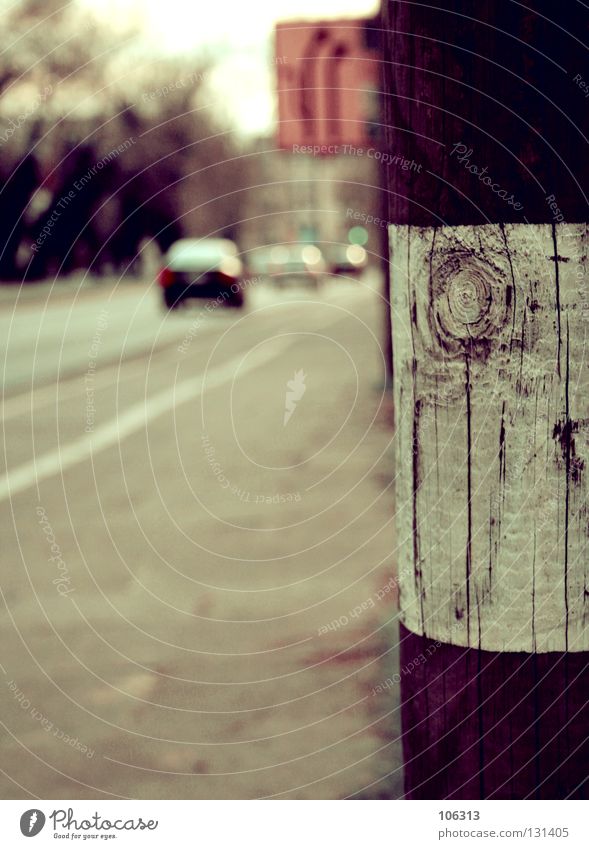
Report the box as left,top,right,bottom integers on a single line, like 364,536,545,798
448,275,490,326
431,252,509,353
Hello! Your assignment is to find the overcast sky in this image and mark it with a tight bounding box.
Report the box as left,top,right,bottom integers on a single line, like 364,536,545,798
82,0,379,51
81,0,379,134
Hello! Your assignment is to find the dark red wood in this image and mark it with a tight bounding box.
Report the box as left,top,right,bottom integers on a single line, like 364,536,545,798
400,625,589,799
383,1,589,800
382,1,589,226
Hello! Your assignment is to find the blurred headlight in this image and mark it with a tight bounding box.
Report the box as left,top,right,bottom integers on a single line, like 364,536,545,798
302,245,321,265
346,245,366,265
220,256,242,277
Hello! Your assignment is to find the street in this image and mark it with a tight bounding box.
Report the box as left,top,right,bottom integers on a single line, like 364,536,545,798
0,273,402,799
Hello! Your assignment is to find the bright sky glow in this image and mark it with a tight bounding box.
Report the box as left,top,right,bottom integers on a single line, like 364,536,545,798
80,0,379,133
81,0,379,52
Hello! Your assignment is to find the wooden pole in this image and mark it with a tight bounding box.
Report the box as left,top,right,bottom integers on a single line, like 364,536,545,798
382,0,589,798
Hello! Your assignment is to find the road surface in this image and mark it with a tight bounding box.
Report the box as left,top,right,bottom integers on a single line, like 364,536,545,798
0,273,402,799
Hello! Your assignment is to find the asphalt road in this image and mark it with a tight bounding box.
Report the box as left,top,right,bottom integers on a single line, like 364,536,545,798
0,273,402,799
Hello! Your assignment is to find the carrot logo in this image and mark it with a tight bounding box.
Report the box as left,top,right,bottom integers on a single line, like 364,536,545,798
20,810,45,837
283,369,307,426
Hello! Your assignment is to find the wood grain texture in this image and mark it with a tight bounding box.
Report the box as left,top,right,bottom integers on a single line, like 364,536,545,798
382,1,589,226
381,1,589,799
400,623,589,799
391,223,589,653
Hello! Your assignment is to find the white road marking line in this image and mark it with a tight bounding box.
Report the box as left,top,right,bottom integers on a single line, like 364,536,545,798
0,288,368,502
1,363,139,423
0,339,292,503
1,287,368,422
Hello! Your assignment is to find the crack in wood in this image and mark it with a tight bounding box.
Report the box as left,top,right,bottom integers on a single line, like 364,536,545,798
391,223,588,652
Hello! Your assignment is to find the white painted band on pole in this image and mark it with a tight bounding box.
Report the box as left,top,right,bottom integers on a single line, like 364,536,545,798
390,223,588,653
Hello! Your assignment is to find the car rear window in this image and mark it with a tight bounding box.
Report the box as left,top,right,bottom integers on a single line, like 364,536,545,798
167,240,234,270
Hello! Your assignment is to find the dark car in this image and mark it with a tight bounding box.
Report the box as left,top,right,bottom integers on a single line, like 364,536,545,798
158,238,244,309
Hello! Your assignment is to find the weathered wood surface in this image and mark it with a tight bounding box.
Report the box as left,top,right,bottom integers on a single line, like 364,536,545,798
400,624,589,799
381,0,589,799
391,223,588,653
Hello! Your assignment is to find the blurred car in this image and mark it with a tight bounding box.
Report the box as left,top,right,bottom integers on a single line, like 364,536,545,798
158,238,244,309
250,243,326,287
325,244,367,276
